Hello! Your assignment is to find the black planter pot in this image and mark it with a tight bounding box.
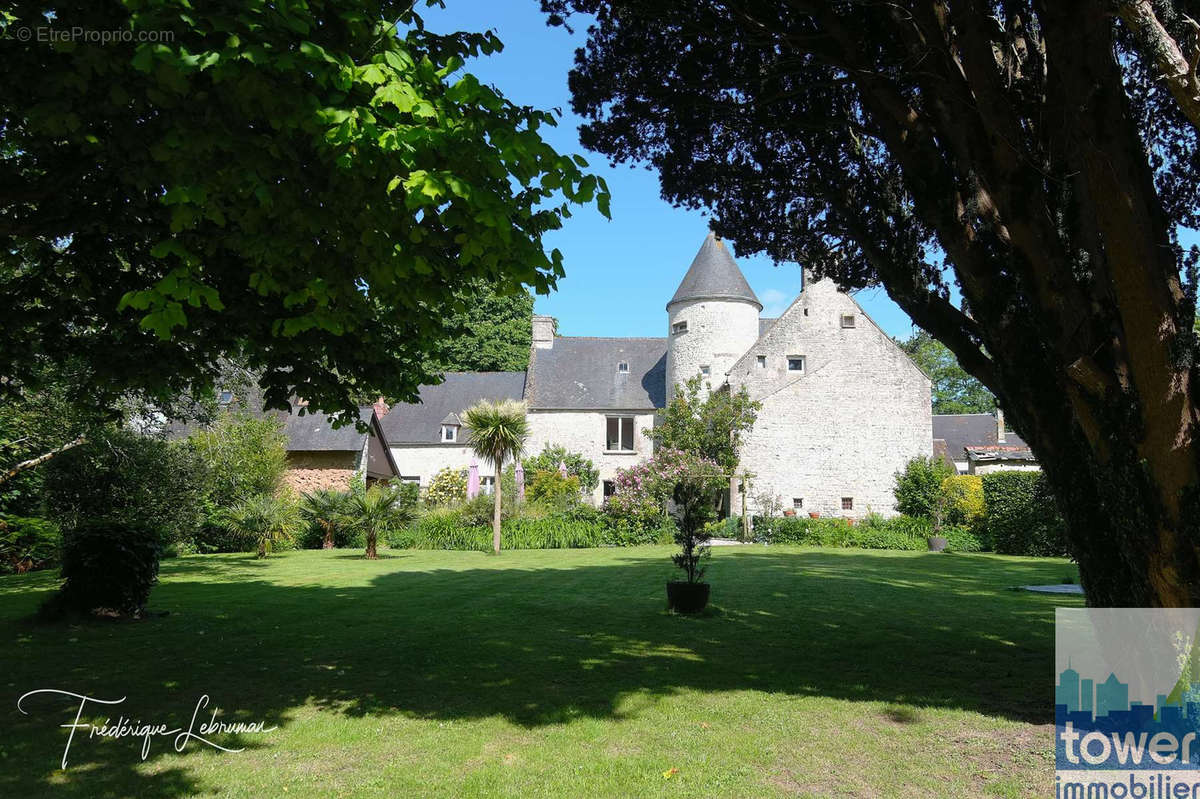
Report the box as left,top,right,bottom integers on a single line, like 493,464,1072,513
927,536,948,552
667,581,711,613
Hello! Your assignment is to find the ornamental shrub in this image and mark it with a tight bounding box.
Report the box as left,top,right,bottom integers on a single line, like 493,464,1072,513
43,427,206,545
893,456,956,517
520,445,599,493
425,467,467,506
40,519,161,618
0,515,61,574
982,471,1068,556
606,447,711,526
189,413,288,507
940,474,985,526
527,469,581,504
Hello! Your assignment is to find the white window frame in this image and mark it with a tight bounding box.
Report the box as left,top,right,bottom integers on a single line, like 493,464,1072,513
699,364,711,377
605,416,636,452
792,497,804,510
756,355,767,369
840,314,857,329
672,320,688,335
787,356,806,373
441,425,458,442
617,361,629,374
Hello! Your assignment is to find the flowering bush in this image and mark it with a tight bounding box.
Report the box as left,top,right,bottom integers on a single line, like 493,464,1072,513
425,467,467,506
606,448,727,530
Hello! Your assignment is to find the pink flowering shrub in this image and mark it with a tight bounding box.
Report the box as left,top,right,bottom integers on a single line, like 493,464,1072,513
606,448,724,526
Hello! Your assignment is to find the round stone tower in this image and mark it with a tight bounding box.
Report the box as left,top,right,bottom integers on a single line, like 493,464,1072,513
666,233,762,391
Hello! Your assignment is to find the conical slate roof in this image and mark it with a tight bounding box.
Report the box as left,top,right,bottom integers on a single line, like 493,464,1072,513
667,232,762,310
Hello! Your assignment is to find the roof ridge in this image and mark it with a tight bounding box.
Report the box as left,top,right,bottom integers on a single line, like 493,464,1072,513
554,335,668,342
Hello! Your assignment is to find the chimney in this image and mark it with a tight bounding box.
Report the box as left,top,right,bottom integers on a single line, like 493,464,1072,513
996,407,1007,444
532,315,555,350
373,396,390,418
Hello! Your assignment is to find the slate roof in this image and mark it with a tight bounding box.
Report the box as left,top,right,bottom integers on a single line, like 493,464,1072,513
667,232,762,310
932,413,1029,461
526,337,667,410
164,403,377,453
379,372,526,444
759,317,777,337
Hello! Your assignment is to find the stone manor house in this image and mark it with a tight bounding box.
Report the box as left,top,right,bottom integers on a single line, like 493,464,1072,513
178,234,1033,513
381,233,934,518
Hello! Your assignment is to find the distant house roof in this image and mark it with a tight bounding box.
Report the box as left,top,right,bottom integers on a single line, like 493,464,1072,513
526,337,667,410
965,445,1038,464
932,413,1029,462
284,407,374,451
379,372,526,444
667,233,762,311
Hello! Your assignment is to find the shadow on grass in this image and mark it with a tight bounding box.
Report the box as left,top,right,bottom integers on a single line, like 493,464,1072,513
0,547,1077,797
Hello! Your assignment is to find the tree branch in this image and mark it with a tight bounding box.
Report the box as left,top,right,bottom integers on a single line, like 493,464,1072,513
0,436,86,488
1117,1,1200,132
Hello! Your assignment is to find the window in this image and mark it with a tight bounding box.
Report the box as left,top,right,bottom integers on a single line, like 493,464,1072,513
756,355,767,369
840,314,857,328
787,356,805,373
617,361,629,374
218,389,234,405
699,365,711,377
804,308,809,317
606,416,635,451
441,425,458,442
672,320,688,335
792,497,804,510
480,475,495,496
603,480,616,498
841,497,854,510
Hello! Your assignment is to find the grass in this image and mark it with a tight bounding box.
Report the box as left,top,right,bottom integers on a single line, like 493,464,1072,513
0,545,1081,798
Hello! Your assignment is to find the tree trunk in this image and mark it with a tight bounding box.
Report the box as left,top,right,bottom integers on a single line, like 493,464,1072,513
492,463,502,555
366,529,377,560
322,522,334,549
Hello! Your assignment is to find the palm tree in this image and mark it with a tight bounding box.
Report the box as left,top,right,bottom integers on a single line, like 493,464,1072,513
463,399,528,554
300,489,347,549
347,485,414,559
219,494,301,558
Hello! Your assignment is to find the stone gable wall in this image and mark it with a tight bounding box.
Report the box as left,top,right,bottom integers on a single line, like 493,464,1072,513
525,409,656,503
728,278,932,518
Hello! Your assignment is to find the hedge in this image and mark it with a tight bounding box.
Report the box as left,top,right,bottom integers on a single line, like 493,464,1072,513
981,471,1068,556
750,515,985,552
388,505,673,551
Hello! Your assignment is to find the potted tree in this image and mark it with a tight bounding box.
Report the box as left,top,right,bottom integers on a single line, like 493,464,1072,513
666,453,725,614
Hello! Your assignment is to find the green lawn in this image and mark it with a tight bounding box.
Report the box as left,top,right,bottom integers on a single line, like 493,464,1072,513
0,545,1080,798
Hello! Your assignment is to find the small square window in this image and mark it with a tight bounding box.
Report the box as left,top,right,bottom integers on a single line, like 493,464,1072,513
699,365,711,377
672,320,688,335
602,480,616,498
792,497,804,510
617,361,629,374
840,314,857,328
441,425,458,442
841,497,854,510
787,356,805,373
756,355,767,369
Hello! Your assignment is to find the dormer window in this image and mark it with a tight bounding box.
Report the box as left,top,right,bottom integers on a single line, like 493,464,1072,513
672,320,688,335
617,361,629,374
441,424,458,442
840,314,857,328
787,356,806,373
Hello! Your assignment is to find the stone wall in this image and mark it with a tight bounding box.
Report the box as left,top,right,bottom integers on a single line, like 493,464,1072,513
283,451,360,494
728,277,932,518
525,409,657,503
666,297,760,391
388,444,493,488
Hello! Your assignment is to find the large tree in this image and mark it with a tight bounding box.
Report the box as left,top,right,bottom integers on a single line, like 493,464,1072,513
423,278,535,374
545,0,1200,605
0,0,607,424
899,331,995,414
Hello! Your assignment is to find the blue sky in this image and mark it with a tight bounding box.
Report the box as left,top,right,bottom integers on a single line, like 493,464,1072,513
424,2,1197,340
